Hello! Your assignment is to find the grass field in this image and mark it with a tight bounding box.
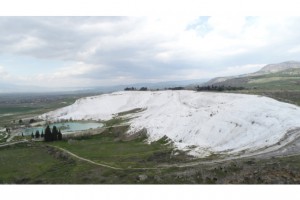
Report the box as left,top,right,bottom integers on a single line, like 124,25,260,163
0,143,77,184
0,132,7,143
0,93,97,127
214,69,300,106
1,85,300,183
0,129,186,184
0,142,134,184
0,106,40,115
51,127,179,168
1,110,300,184
2,140,300,184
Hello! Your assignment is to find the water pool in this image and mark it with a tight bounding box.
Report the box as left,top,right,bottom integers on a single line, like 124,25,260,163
22,121,103,135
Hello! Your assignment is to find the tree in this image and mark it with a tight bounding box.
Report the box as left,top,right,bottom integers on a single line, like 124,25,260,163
195,85,245,92
58,129,63,141
41,130,44,138
52,126,59,141
31,132,34,138
139,87,148,91
29,119,35,124
19,119,23,124
44,125,52,142
168,87,184,90
35,130,40,138
124,87,136,91
22,132,24,137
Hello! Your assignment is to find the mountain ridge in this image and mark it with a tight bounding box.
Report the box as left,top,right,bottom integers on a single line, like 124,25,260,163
202,61,300,86
258,61,300,73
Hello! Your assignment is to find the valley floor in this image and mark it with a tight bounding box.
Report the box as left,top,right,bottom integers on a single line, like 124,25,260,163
1,125,300,184
1,90,300,184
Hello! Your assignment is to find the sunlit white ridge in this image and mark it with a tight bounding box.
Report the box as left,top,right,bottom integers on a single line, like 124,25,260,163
40,91,300,157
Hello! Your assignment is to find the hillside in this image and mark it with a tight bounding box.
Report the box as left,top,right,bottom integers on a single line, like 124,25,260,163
203,61,300,86
41,90,300,158
201,61,300,105
258,61,300,73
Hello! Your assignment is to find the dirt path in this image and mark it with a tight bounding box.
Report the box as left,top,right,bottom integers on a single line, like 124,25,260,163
49,145,164,171
159,131,300,168
0,140,28,147
48,128,300,170
50,145,123,170
2,136,300,171
3,125,300,171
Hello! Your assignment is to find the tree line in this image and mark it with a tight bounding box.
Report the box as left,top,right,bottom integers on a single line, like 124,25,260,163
195,85,245,92
30,125,63,141
166,87,185,90
124,87,148,91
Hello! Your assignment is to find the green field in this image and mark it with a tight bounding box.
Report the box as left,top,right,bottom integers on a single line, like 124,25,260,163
0,106,40,115
212,68,300,106
1,83,300,183
2,138,300,184
0,128,187,184
1,114,300,184
0,142,136,184
0,143,77,184
51,131,175,169
0,132,7,143
245,72,300,91
52,120,191,169
0,93,97,127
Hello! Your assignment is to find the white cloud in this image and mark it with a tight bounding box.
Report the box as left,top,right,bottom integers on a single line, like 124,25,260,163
288,46,300,53
24,62,108,87
0,16,300,90
207,16,247,36
10,35,46,53
218,64,266,76
171,64,266,80
0,66,10,80
52,62,104,79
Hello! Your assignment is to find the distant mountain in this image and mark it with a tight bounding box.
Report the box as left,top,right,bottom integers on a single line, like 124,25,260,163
0,82,88,94
191,61,300,106
0,79,208,94
90,79,209,93
0,82,17,93
258,61,300,73
201,61,300,87
203,76,239,86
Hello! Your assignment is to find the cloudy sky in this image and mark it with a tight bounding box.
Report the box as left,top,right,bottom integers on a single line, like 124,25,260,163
0,16,300,91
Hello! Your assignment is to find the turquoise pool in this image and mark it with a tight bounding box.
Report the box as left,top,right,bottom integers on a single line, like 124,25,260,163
22,122,103,136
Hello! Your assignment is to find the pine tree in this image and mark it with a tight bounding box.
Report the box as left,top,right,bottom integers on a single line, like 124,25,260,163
44,125,51,142
31,132,34,138
52,126,58,141
41,130,44,138
58,129,63,141
35,130,40,138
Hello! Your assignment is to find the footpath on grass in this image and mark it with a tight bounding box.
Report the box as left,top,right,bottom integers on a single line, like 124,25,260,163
0,140,28,147
3,138,300,171
49,145,165,170
48,140,300,171
3,126,300,171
